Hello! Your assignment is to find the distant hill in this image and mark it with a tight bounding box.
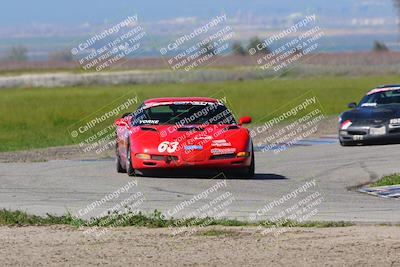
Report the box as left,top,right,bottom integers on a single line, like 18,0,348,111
0,0,399,59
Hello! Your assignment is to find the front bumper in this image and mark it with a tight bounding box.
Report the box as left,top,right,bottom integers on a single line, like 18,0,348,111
132,153,252,171
339,124,400,143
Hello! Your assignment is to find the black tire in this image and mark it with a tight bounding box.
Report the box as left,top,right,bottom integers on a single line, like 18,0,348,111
246,149,255,178
116,144,127,173
126,144,136,176
233,148,255,178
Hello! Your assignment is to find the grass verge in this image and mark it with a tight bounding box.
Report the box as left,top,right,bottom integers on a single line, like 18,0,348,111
0,209,353,228
370,174,400,187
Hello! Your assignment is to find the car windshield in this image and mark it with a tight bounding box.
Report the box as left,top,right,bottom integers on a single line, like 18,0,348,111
359,89,400,107
132,102,236,126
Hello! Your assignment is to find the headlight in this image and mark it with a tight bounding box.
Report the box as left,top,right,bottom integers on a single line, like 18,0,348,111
237,152,250,157
340,120,352,130
136,153,151,160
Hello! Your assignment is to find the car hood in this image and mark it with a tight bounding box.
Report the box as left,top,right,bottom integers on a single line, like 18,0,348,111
341,105,400,124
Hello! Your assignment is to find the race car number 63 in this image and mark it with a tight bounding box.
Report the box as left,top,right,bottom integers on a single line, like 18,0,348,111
158,141,179,153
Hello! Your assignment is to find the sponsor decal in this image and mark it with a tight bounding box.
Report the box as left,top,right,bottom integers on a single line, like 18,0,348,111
211,139,231,147
184,145,203,151
194,135,212,140
211,148,236,155
144,101,223,109
212,139,227,143
340,120,352,130
173,101,208,106
139,120,159,124
360,103,377,107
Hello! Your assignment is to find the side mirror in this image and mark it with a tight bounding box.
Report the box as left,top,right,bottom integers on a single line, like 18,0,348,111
347,102,357,109
239,116,252,125
114,118,128,127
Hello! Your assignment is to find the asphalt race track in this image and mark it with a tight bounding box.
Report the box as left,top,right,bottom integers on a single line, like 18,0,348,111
1,142,400,223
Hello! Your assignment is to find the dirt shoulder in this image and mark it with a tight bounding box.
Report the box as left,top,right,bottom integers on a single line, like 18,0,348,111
0,225,399,266
0,145,114,163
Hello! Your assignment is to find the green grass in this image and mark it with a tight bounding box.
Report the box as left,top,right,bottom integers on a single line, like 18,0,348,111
371,174,400,187
1,76,399,152
0,65,249,76
0,209,353,229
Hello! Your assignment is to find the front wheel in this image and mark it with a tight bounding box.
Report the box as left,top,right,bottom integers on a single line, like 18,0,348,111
126,144,136,176
245,149,255,178
116,145,126,173
234,149,255,178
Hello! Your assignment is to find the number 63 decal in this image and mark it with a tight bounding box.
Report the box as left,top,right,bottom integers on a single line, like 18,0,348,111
158,141,179,153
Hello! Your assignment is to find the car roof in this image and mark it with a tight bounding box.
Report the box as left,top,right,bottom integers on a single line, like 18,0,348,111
367,84,400,95
143,97,219,105
376,84,400,88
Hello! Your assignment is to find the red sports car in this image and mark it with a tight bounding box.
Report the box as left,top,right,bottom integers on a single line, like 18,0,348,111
114,97,254,177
